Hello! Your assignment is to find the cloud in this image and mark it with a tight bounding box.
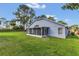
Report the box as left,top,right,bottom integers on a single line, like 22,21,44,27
63,19,73,25
26,3,46,9
64,19,71,23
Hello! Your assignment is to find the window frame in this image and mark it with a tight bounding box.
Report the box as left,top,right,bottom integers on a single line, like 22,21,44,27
58,28,63,35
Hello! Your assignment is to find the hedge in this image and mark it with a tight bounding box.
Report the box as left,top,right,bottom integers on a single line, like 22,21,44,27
0,29,24,32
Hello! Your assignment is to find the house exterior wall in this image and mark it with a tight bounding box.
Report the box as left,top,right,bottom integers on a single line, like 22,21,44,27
29,20,66,38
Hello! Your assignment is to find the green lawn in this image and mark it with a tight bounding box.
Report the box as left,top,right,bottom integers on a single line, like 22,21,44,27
0,32,79,56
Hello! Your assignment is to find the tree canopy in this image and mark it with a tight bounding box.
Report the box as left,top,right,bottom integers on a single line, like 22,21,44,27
70,25,79,30
61,3,79,27
69,25,79,33
40,15,47,18
13,4,35,25
57,20,67,26
62,3,79,10
10,21,16,26
48,16,56,21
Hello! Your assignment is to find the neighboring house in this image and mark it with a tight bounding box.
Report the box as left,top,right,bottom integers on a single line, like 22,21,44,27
0,19,6,29
11,20,23,27
15,20,23,27
26,18,68,38
6,21,13,29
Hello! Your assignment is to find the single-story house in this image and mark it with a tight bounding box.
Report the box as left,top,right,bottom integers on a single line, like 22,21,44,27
0,19,6,29
26,18,68,38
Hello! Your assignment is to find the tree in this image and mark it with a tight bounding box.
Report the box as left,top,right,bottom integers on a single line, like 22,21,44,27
70,25,79,32
48,16,56,21
10,21,16,26
40,15,47,18
13,4,35,28
62,3,79,10
57,20,67,26
36,15,47,21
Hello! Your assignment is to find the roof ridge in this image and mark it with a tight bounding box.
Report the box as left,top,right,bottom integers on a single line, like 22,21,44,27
30,18,65,27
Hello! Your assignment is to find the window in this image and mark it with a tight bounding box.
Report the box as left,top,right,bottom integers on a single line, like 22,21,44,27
0,21,1,25
58,28,63,34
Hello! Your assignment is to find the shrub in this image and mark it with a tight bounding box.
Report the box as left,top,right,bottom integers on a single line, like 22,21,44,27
10,21,16,26
0,29,13,32
13,26,19,30
67,32,79,39
13,25,24,31
70,32,75,36
19,25,24,30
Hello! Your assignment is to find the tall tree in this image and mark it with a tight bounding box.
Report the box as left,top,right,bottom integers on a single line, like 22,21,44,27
13,4,35,28
48,16,56,21
57,20,67,26
62,3,79,10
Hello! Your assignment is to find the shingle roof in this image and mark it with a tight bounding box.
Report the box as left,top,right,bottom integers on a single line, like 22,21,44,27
29,18,65,27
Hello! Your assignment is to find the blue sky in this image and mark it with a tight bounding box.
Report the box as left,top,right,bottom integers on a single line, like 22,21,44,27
0,3,79,26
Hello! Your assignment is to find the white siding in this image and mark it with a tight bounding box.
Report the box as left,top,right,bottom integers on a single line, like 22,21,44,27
29,20,66,38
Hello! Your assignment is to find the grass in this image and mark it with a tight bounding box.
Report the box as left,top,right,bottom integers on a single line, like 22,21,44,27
0,32,79,55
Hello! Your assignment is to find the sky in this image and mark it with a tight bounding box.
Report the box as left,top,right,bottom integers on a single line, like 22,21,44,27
0,3,79,26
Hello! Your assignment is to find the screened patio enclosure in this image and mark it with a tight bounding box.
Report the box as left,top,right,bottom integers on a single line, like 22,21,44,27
27,27,49,37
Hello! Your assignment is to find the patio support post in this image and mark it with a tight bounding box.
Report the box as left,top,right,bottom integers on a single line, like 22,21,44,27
44,28,45,36
36,29,37,35
32,28,33,34
41,27,42,36
44,28,46,36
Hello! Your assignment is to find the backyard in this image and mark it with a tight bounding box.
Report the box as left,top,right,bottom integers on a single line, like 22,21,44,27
0,32,79,56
